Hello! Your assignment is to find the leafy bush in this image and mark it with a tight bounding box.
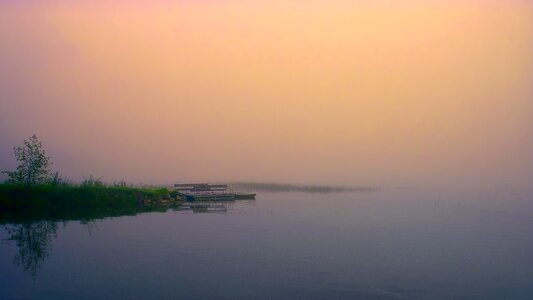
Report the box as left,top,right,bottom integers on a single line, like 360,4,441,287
2,135,53,185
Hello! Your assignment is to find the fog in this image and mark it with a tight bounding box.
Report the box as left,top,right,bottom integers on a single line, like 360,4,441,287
1,1,532,188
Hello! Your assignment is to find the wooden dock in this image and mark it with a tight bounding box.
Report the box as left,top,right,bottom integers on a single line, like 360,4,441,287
173,183,256,201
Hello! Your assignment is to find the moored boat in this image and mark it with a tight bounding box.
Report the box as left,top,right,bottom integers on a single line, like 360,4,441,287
174,183,256,201
234,192,256,199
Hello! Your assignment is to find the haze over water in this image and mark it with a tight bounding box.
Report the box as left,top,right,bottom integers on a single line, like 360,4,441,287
1,189,533,299
1,3,533,299
1,1,532,188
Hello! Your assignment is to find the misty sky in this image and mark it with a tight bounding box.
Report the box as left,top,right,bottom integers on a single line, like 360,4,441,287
1,1,532,188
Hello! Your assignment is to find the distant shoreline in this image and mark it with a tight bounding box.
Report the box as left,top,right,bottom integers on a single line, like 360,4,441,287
230,182,377,193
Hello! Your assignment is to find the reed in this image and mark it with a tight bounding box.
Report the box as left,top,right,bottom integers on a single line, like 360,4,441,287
0,182,171,212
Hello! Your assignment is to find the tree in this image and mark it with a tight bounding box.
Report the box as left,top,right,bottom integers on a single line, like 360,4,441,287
2,134,53,185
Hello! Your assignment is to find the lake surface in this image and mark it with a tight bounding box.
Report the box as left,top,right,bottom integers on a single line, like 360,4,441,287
1,188,533,299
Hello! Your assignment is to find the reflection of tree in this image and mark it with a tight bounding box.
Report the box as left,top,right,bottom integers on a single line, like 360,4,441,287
3,221,57,277
80,219,98,236
0,200,229,276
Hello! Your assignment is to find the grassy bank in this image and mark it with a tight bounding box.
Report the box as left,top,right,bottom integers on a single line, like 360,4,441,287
0,183,178,223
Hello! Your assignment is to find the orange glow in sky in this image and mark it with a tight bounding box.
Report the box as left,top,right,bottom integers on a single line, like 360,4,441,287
1,1,532,188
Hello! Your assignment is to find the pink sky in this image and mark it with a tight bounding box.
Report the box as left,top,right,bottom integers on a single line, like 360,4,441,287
1,1,532,188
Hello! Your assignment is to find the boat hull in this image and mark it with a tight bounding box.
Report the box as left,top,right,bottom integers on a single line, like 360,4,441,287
234,193,256,199
181,193,236,201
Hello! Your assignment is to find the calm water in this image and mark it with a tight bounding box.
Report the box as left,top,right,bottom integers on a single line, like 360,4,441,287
1,189,532,299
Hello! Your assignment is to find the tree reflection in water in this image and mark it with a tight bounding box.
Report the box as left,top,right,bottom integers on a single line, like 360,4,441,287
0,200,236,276
3,221,58,277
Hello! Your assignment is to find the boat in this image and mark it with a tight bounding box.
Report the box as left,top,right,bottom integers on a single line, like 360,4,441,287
173,183,256,201
182,192,236,201
234,192,256,199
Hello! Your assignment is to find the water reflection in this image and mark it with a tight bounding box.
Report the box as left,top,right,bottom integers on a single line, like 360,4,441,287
3,221,58,277
177,201,231,213
0,199,249,276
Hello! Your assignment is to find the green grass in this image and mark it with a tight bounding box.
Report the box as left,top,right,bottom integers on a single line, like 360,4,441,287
0,183,176,224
